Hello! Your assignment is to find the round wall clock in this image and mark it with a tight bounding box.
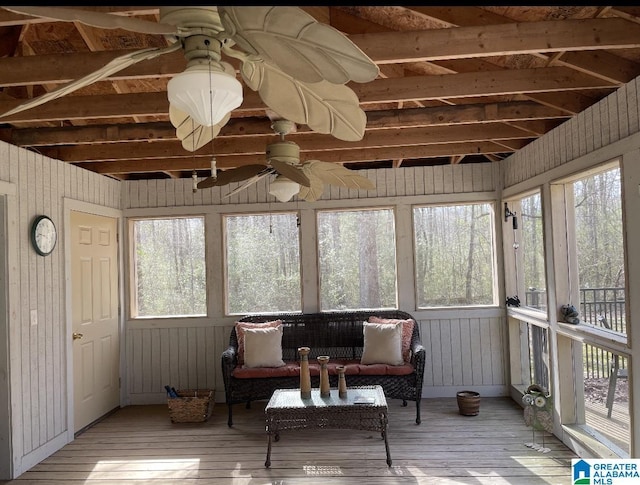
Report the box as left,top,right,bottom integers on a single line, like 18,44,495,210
31,215,57,256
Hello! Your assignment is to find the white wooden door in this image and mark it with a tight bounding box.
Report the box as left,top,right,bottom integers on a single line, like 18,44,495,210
71,211,119,432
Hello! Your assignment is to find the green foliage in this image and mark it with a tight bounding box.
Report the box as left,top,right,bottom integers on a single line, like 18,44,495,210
318,209,397,310
520,192,546,295
414,203,495,306
574,167,624,289
226,213,301,313
135,217,206,317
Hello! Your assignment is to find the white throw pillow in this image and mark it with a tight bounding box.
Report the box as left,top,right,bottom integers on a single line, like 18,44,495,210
243,325,286,368
361,321,404,366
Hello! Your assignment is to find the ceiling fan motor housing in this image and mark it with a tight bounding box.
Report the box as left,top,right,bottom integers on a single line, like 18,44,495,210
266,140,300,164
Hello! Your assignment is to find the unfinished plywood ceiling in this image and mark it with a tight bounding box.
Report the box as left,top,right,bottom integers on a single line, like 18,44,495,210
0,6,639,181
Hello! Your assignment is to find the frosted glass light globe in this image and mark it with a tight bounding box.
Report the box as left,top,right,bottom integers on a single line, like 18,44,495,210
167,65,243,127
269,175,300,202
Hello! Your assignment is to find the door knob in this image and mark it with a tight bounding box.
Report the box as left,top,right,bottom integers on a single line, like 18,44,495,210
72,332,83,340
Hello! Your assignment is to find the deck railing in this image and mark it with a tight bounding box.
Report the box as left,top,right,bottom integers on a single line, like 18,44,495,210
524,287,626,379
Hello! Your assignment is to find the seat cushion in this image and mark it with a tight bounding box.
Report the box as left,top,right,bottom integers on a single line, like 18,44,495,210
232,359,414,378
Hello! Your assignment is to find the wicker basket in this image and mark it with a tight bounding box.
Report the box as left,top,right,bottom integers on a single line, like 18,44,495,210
167,389,214,423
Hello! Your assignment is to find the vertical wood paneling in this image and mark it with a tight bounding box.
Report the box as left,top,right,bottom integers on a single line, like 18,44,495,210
504,76,640,188
618,84,629,139
439,321,453,386
416,317,504,393
608,95,620,146
127,325,218,399
628,79,639,135
459,318,472,383
469,318,483,384
0,142,121,468
424,166,435,194
414,166,424,194
150,329,161,394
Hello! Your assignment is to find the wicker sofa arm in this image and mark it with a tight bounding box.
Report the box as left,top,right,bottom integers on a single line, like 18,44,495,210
411,342,426,367
221,346,237,390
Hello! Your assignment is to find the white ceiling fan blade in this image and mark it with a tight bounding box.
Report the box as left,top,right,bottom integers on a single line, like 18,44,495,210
197,164,267,189
297,168,325,202
3,7,180,35
223,169,274,199
170,106,230,152
219,6,378,84
0,44,181,119
302,160,376,190
240,57,367,142
270,159,311,187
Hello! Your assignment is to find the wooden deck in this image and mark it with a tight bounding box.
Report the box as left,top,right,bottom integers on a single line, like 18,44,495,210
5,397,577,484
584,400,630,456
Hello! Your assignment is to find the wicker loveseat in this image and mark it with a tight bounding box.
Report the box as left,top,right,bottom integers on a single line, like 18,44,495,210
221,310,425,427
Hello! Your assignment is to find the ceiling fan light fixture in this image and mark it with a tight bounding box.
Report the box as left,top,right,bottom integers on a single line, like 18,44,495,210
167,65,243,127
269,175,300,202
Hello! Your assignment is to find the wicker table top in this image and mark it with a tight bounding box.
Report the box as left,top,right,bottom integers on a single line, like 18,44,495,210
264,385,391,468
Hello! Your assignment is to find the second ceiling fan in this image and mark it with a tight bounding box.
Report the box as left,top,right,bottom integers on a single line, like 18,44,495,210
197,119,376,202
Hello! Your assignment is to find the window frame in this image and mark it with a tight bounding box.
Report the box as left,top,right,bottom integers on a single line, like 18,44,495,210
128,215,207,320
316,205,399,312
222,210,303,316
412,200,499,309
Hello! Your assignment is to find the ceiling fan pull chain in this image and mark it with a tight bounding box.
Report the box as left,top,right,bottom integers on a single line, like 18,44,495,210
210,157,217,179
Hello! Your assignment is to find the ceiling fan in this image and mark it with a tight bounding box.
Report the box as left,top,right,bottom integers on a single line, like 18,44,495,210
197,119,376,202
0,6,379,149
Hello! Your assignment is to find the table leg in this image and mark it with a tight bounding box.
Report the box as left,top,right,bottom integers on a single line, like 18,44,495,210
265,432,272,468
381,413,392,466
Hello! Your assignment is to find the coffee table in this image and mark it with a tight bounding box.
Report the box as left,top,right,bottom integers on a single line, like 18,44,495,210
264,385,391,468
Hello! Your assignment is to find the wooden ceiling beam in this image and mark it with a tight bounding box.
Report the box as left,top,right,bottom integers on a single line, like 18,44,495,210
1,17,639,88
7,101,568,147
0,67,615,124
408,7,640,88
351,18,640,64
39,123,534,162
0,7,161,26
74,141,513,174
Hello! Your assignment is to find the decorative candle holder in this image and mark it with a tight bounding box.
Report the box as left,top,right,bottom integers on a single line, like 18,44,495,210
336,365,347,398
317,355,330,397
298,347,311,399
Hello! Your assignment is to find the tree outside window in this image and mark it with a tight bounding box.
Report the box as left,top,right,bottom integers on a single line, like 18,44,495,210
520,192,546,311
413,203,496,307
225,212,301,314
132,217,206,318
317,208,397,311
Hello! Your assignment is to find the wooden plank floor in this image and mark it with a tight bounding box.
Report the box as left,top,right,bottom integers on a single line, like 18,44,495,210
5,397,577,484
585,400,630,455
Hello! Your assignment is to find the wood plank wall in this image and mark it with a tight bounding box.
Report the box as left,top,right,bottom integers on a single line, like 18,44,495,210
122,162,506,404
123,163,496,209
0,141,121,473
503,77,640,187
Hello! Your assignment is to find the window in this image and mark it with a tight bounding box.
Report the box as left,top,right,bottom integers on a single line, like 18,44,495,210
520,192,547,311
573,166,625,335
132,217,206,318
413,203,496,307
317,208,397,311
224,212,301,314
